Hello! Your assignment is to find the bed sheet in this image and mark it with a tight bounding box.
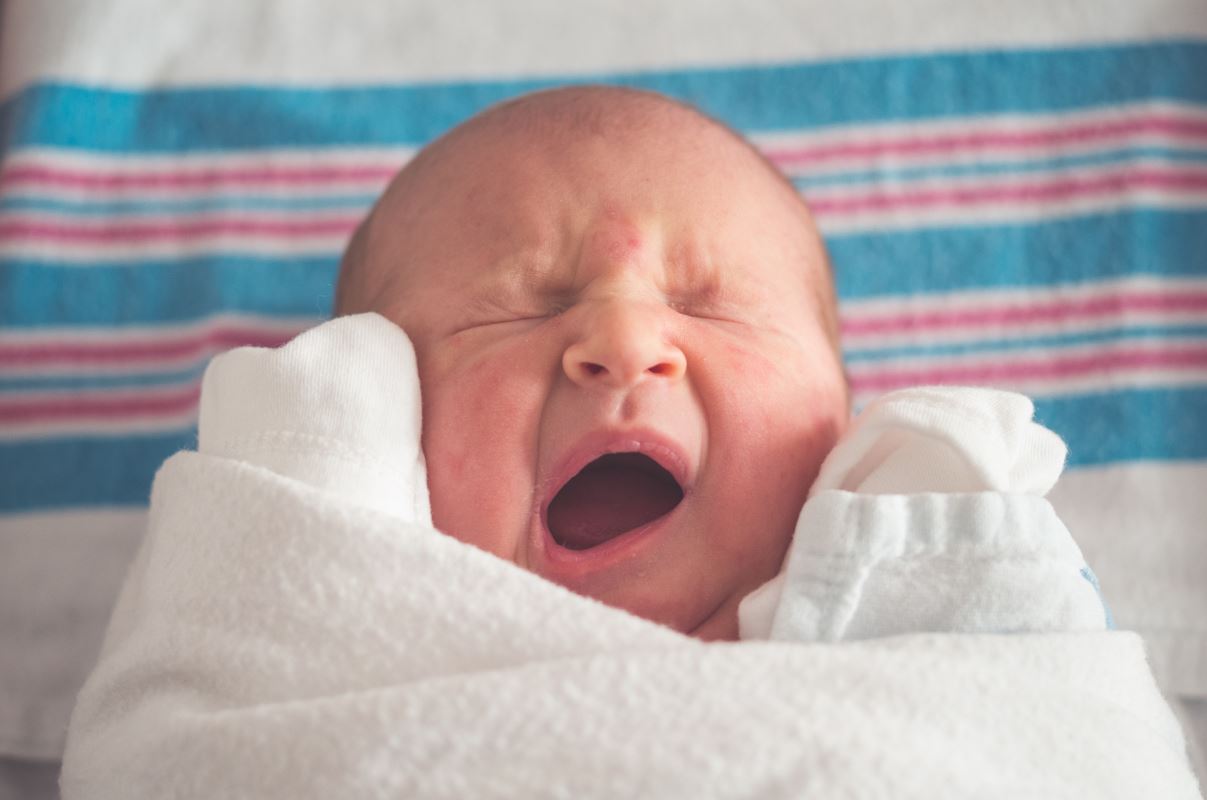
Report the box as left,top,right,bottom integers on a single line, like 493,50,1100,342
1,0,1205,782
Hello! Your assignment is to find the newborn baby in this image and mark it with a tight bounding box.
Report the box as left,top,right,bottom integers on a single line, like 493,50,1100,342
334,85,849,640
69,86,1181,799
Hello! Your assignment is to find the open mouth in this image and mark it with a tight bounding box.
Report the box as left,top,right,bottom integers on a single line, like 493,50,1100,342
546,452,685,551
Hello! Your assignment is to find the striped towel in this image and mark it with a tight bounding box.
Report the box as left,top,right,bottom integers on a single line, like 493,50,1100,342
0,0,1204,777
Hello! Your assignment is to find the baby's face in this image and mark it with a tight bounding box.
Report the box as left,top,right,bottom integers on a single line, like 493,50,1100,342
353,100,847,639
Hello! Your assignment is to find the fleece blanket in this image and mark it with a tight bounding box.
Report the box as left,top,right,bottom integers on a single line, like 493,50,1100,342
59,314,1200,798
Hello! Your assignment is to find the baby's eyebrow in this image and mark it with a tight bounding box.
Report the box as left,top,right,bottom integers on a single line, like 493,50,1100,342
468,256,575,307
663,243,749,308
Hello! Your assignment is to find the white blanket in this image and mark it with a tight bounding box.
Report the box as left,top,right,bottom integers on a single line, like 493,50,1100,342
60,315,1201,798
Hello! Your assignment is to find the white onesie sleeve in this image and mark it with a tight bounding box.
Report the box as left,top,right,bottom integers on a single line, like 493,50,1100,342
738,387,1113,641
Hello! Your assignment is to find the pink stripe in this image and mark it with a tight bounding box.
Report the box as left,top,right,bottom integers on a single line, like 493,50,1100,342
0,164,399,191
0,328,300,367
850,346,1207,393
0,216,359,243
842,291,1207,337
809,165,1207,216
0,386,200,423
5,165,1202,247
765,114,1207,166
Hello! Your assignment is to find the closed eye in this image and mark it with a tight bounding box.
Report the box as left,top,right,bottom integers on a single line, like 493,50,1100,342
450,312,560,335
668,300,744,324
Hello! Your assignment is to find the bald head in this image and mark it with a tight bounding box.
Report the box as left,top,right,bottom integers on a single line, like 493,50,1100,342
334,85,841,354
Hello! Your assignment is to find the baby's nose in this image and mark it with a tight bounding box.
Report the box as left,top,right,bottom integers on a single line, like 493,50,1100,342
562,301,687,389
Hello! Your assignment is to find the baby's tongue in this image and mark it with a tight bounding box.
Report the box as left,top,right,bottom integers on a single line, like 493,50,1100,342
547,453,683,550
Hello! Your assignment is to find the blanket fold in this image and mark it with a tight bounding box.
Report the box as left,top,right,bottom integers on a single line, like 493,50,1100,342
59,314,1201,798
60,448,1202,798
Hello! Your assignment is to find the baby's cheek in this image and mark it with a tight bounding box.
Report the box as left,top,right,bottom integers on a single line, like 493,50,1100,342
419,342,549,557
700,334,845,520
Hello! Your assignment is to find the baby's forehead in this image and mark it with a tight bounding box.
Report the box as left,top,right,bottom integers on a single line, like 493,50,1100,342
339,89,835,330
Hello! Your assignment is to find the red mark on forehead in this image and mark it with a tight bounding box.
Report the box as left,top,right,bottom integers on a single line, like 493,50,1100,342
587,206,646,264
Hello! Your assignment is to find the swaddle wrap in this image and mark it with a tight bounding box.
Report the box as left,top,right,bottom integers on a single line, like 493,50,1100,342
60,314,1201,799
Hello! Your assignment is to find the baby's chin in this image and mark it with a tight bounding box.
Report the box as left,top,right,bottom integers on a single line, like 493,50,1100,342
685,597,742,641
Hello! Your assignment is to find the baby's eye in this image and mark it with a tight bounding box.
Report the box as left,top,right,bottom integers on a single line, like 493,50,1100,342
668,299,715,319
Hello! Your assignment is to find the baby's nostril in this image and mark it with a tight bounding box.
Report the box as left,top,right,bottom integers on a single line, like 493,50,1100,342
647,363,672,376
584,362,606,376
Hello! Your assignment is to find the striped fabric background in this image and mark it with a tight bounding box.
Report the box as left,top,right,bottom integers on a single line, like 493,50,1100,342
1,3,1205,771
3,43,1206,511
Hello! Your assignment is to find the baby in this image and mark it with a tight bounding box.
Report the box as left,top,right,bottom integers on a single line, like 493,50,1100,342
333,85,849,640
69,87,1186,800
330,85,1107,641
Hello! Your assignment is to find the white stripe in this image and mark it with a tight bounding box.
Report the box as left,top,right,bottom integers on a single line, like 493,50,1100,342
0,235,350,262
5,0,1206,97
1,148,411,200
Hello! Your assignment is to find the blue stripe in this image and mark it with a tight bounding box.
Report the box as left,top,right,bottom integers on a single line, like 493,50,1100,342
794,147,1207,190
2,42,1205,153
0,367,206,392
2,208,1204,326
1035,386,1207,468
828,208,1207,300
0,256,339,326
1,386,1203,512
0,431,194,511
0,193,378,216
844,325,1207,363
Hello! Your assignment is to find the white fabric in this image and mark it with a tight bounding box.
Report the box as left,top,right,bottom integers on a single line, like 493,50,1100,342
6,0,1207,97
811,386,1067,496
1049,462,1207,700
0,510,143,761
60,314,1202,798
737,386,1104,641
197,313,430,524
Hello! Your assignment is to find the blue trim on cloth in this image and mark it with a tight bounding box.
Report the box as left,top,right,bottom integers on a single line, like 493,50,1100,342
1080,565,1117,630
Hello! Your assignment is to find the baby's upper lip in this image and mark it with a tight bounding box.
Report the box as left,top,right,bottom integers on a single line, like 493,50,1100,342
540,427,695,512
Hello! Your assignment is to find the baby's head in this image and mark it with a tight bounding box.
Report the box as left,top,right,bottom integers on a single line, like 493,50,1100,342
336,86,848,640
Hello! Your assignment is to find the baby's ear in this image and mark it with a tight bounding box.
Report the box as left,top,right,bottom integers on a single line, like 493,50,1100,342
198,313,431,524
